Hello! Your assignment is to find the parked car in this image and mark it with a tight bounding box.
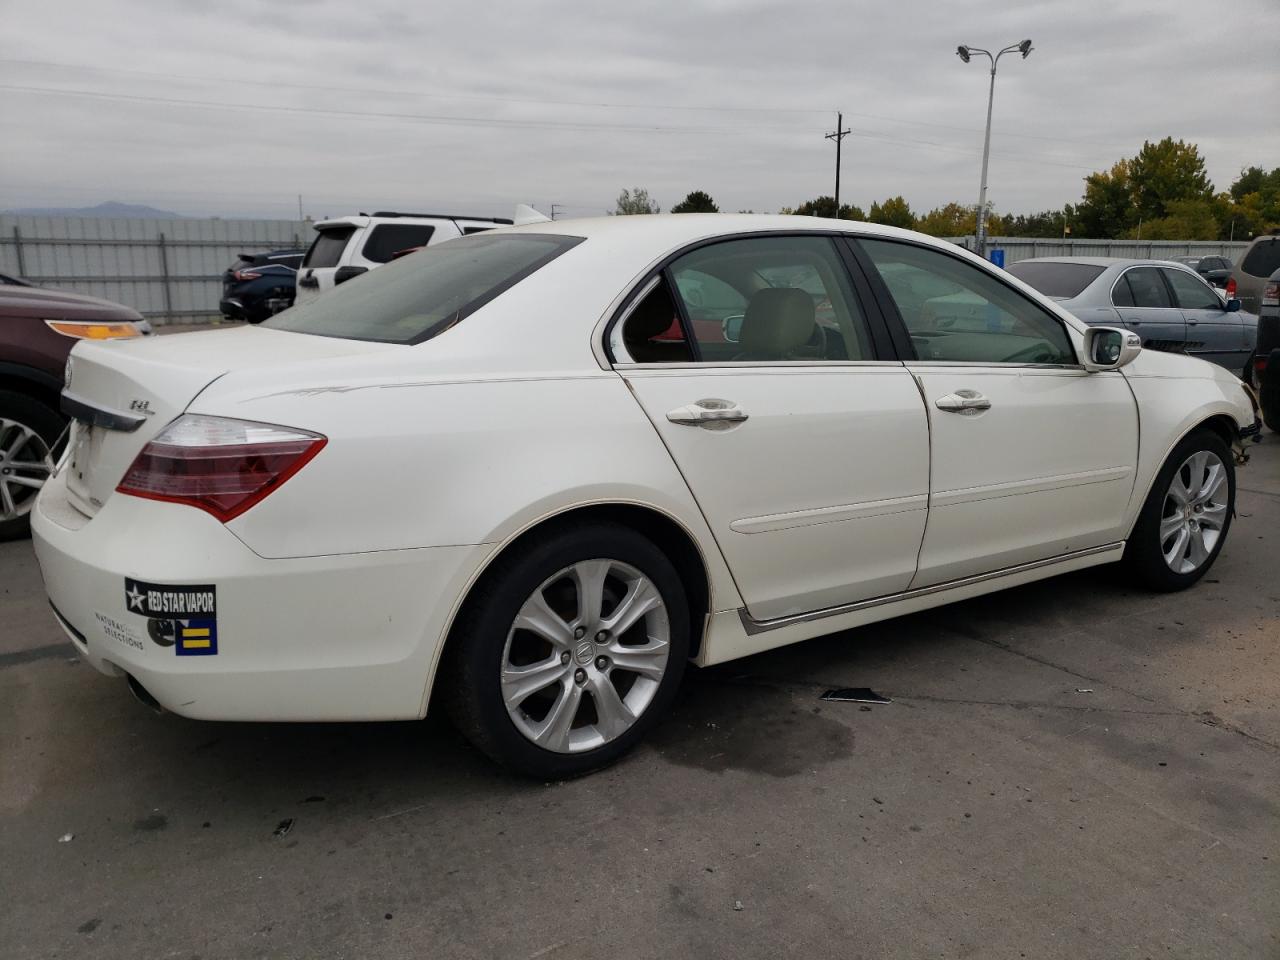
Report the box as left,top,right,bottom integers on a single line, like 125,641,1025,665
1173,255,1232,288
1227,231,1280,313
1006,257,1257,382
294,211,513,306
219,249,305,324
1256,267,1280,431
33,216,1256,778
1,285,149,540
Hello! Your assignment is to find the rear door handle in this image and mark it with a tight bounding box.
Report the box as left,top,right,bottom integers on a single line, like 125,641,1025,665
935,390,991,415
666,398,749,427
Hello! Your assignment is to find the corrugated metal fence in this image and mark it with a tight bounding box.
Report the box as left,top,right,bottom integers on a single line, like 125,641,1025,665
951,236,1249,263
0,215,310,324
0,216,1253,325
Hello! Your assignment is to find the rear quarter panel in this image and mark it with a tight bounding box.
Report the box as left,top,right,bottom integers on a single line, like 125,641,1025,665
207,373,743,613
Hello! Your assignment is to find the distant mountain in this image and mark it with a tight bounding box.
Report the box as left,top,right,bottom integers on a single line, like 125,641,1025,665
2,201,184,219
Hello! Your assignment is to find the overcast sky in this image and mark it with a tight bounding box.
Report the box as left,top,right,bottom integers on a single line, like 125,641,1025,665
1,0,1277,222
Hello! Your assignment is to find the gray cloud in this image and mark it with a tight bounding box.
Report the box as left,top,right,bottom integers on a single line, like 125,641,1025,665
1,0,1276,220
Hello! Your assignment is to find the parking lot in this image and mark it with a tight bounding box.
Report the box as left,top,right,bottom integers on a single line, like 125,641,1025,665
0,436,1275,959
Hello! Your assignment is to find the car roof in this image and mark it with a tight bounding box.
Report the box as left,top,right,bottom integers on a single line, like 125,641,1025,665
1011,256,1199,269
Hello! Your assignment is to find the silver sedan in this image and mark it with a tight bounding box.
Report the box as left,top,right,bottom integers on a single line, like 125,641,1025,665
1007,257,1258,382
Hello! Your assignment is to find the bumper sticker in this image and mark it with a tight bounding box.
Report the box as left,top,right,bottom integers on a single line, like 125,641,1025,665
123,579,218,656
94,612,146,652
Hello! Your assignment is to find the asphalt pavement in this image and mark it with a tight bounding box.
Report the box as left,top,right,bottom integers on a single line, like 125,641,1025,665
1,433,1276,960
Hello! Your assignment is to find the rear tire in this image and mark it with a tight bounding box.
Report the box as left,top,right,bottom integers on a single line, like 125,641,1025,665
0,391,63,542
1121,428,1234,592
1261,348,1280,433
443,522,689,779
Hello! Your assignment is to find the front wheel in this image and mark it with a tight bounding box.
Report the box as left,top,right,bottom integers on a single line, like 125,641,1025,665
444,523,689,778
1122,429,1234,591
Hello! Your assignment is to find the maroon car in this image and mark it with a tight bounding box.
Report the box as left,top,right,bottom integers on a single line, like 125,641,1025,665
0,285,149,539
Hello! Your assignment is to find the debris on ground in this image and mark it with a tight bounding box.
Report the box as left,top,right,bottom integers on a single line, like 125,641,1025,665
1075,688,1093,694
733,900,744,911
820,687,892,704
58,833,74,843
273,818,295,838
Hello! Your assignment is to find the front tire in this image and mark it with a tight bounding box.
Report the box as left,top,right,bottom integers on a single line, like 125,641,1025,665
1122,428,1234,591
444,522,689,778
0,391,62,542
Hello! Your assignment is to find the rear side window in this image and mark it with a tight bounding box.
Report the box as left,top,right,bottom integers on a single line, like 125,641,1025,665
1240,238,1280,278
362,224,437,264
266,233,582,345
1118,268,1172,308
1005,261,1105,299
302,227,355,268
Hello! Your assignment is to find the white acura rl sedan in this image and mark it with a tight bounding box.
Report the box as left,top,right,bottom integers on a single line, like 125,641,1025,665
33,216,1257,777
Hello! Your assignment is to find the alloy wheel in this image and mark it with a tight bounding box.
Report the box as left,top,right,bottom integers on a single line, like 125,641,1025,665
0,419,54,522
500,558,670,754
1159,449,1228,574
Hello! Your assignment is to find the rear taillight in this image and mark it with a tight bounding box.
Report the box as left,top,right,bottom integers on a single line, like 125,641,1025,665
1255,356,1267,376
117,415,326,523
1263,281,1279,307
1225,276,1237,297
232,269,262,281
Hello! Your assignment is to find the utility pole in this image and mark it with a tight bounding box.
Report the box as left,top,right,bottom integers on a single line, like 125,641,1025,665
825,112,851,218
550,204,563,221
297,194,304,220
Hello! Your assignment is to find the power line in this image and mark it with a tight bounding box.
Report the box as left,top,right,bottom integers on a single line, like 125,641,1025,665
0,56,1133,148
0,83,1107,171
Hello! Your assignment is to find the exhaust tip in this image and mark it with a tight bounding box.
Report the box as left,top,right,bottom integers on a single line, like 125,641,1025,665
126,675,164,714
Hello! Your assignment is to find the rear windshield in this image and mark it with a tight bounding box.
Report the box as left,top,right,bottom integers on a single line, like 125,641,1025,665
1240,237,1280,279
1005,261,1106,299
265,233,582,345
302,226,356,268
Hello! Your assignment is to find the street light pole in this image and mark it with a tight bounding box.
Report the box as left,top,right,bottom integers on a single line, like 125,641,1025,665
956,39,1032,258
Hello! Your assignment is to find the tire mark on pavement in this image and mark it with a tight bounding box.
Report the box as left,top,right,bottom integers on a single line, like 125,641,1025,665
0,642,73,669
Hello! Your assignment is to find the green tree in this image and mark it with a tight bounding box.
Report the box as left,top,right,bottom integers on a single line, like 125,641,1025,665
1129,199,1219,241
1074,160,1135,238
615,187,660,215
790,196,864,220
1004,208,1073,238
670,190,719,213
1127,137,1213,221
867,196,915,229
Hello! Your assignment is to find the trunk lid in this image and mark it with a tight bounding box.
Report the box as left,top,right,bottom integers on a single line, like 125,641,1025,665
61,327,392,516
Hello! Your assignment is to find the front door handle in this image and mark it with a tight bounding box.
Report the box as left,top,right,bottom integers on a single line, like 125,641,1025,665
666,398,749,428
935,390,991,415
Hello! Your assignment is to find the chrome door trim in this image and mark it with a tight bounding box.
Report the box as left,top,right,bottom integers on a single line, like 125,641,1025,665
737,541,1123,635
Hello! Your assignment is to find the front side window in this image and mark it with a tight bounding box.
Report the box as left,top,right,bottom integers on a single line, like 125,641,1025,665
1163,269,1220,310
1118,268,1172,309
266,233,581,344
302,226,355,268
667,236,873,362
859,239,1076,365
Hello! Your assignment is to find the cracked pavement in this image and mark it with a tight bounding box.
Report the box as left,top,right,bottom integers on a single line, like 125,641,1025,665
1,436,1276,959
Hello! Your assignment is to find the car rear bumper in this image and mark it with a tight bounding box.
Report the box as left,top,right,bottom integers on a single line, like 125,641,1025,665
31,469,489,721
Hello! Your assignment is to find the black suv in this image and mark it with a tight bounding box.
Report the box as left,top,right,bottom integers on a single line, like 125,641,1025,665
220,249,306,323
1174,255,1232,288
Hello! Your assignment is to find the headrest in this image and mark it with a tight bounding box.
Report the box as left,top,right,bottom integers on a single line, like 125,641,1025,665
739,288,815,358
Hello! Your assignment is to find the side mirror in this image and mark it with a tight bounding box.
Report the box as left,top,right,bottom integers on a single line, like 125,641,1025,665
722,314,745,344
1083,325,1141,372
333,265,369,286
1225,297,1241,313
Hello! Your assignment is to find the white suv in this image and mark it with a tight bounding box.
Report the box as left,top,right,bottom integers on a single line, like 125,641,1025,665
294,211,513,305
